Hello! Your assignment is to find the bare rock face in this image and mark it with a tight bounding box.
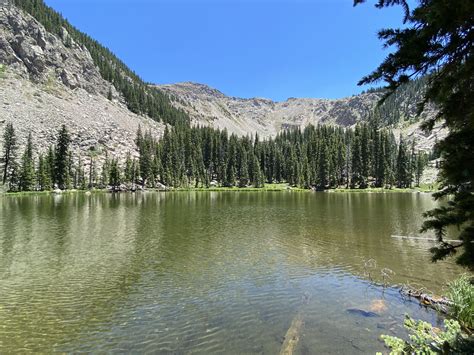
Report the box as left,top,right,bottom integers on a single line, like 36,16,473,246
0,6,115,97
157,82,444,153
0,2,443,172
157,82,382,137
0,72,164,164
0,5,163,164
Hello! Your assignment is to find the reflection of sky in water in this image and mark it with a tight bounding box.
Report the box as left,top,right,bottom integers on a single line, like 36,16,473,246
0,192,462,353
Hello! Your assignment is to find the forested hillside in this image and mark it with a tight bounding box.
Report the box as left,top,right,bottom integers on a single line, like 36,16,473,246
1,120,431,192
134,123,430,190
13,0,189,125
368,77,432,126
0,1,439,193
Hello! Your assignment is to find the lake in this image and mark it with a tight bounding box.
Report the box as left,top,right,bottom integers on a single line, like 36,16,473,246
0,191,463,353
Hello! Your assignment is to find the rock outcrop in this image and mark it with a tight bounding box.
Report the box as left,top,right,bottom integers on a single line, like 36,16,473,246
157,82,381,137
0,3,444,168
0,5,163,163
157,82,445,151
0,5,115,97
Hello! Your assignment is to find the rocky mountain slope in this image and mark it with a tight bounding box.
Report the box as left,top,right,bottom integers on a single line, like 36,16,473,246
158,82,444,152
0,4,163,160
158,82,382,137
0,1,444,165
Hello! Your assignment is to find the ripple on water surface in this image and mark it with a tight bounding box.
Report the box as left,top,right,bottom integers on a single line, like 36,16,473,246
0,192,463,353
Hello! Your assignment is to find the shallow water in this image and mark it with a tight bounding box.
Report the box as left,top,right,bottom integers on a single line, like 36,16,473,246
0,191,463,353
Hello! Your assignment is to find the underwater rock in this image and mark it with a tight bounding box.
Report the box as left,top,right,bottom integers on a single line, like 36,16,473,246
346,308,379,318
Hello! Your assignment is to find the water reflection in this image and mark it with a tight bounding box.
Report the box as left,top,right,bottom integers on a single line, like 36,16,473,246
0,192,463,353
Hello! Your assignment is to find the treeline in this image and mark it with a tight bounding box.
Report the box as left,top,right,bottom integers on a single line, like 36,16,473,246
1,123,127,192
13,0,189,126
362,77,429,126
133,122,430,190
1,122,430,192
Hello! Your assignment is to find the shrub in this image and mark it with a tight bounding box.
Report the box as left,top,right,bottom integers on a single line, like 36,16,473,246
379,316,470,354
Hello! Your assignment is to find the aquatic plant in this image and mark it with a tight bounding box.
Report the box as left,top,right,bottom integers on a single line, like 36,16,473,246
447,274,474,329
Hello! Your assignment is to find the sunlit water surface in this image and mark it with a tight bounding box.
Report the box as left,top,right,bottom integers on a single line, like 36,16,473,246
0,192,463,353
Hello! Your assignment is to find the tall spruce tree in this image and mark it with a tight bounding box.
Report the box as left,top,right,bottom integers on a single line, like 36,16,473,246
2,122,17,186
19,133,35,191
355,0,474,268
396,136,410,188
109,159,121,190
54,125,71,190
37,154,52,191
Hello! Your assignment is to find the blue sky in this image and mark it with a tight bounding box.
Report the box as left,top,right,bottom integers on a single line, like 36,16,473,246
44,0,408,101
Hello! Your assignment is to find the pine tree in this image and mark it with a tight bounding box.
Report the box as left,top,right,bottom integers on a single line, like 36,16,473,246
136,127,152,187
360,124,370,188
88,148,99,189
351,129,363,188
19,133,35,191
109,158,121,190
37,154,52,191
355,0,474,268
238,149,249,187
76,157,86,189
54,125,71,190
124,152,134,185
396,136,410,188
2,122,17,185
101,152,110,188
317,142,329,189
415,151,427,187
250,153,264,188
46,145,55,188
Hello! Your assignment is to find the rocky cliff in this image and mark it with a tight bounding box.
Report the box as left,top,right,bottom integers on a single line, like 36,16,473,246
0,5,163,161
0,2,444,164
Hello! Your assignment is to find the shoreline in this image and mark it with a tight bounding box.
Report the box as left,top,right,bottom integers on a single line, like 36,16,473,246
0,184,438,196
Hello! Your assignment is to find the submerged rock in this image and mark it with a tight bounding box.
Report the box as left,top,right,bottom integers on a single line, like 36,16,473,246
369,299,387,313
346,308,379,318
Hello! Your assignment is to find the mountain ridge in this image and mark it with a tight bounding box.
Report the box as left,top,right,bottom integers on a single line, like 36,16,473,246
156,81,441,150
1,1,444,160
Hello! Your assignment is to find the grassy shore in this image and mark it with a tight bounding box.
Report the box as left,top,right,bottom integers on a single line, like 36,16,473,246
172,183,306,192
330,184,438,193
1,182,439,196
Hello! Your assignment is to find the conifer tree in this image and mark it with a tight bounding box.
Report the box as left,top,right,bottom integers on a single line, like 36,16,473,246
238,149,249,187
88,148,99,189
109,159,121,190
124,152,134,185
37,154,52,191
76,157,86,189
2,122,17,185
101,152,110,188
396,136,410,188
355,0,474,268
351,130,363,188
46,145,55,188
415,151,427,187
19,133,35,191
54,125,71,190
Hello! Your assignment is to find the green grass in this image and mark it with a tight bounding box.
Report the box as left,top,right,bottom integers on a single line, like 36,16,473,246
0,182,438,196
330,185,438,193
172,183,306,192
447,274,474,329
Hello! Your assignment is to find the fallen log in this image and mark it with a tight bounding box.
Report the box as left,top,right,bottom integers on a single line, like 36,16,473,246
391,235,462,243
400,285,453,314
279,311,304,355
